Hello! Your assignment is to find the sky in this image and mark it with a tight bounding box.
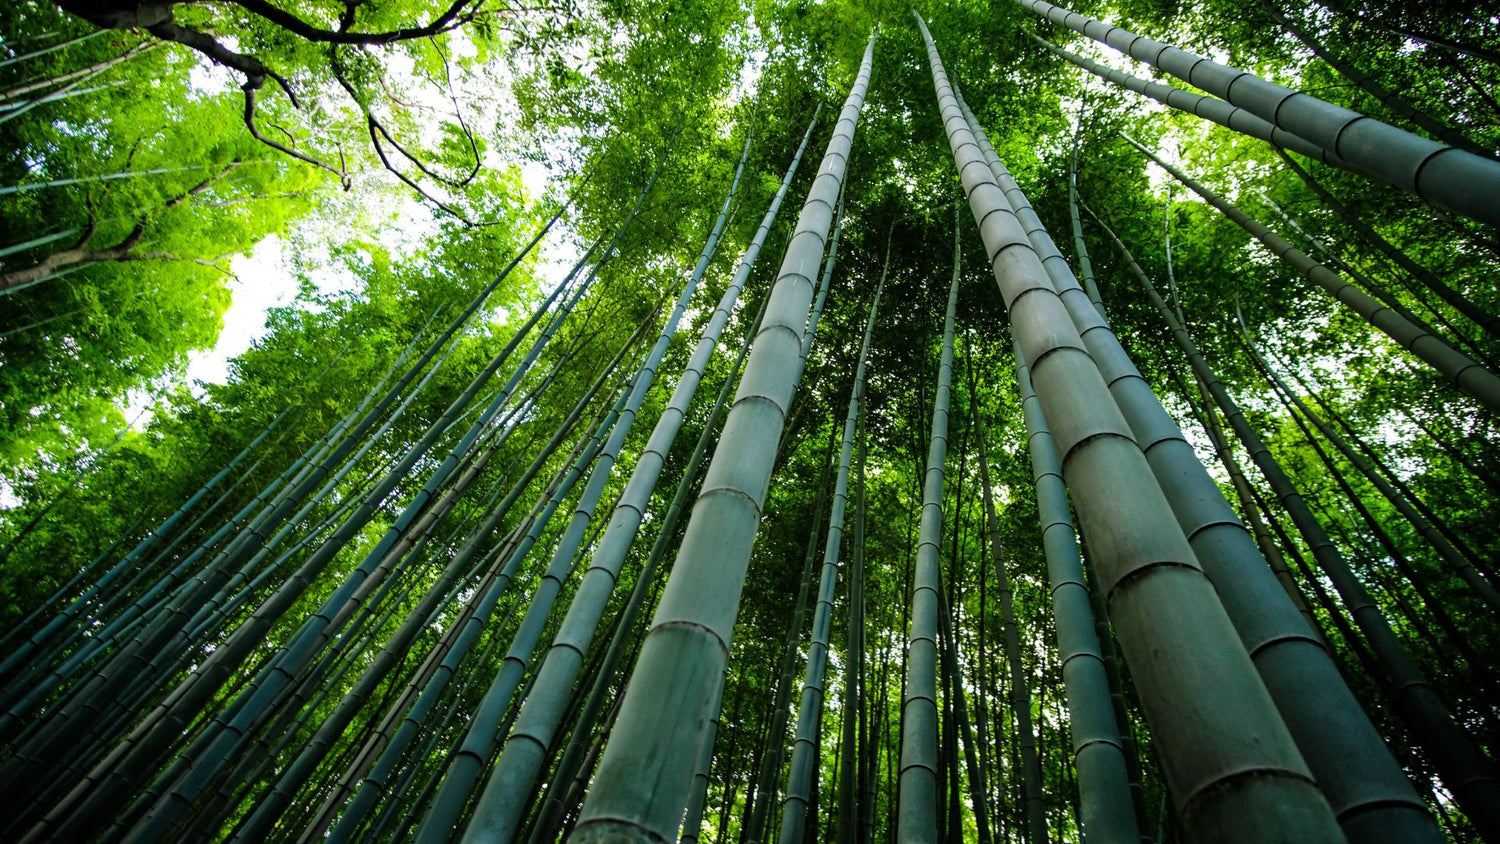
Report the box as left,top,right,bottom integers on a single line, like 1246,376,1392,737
216,161,554,363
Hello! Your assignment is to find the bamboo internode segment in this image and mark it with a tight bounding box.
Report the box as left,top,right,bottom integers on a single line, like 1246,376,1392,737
893,219,956,844
780,266,883,844
1014,0,1500,228
420,118,760,844
458,115,817,844
1031,33,1353,170
1084,205,1444,844
1013,341,1139,844
918,12,1345,843
965,74,1440,840
570,31,877,843
1126,230,1500,840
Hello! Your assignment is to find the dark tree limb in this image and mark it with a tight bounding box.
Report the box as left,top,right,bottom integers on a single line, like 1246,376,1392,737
242,88,351,188
230,0,484,45
330,51,473,221
0,162,242,294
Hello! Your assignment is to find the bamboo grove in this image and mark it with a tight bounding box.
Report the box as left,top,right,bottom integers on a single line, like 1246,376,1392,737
1,0,1498,841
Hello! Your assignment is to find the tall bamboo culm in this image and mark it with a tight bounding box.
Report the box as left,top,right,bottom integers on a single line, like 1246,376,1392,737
569,32,877,842
1119,231,1500,840
457,112,824,844
916,13,1345,842
415,120,761,843
1125,136,1500,418
1081,206,1442,844
895,195,960,844
778,261,885,844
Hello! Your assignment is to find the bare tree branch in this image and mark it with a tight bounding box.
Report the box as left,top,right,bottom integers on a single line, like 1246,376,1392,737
329,53,473,221
1,161,244,294
242,88,352,188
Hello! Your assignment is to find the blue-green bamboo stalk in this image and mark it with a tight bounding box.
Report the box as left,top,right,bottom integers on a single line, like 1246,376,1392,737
919,15,1344,842
779,257,886,844
1014,0,1500,227
894,202,959,844
570,34,876,842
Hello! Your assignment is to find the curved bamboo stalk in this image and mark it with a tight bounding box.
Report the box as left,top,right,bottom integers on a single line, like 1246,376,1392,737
1127,136,1500,417
918,15,1345,842
569,33,876,842
1013,0,1500,227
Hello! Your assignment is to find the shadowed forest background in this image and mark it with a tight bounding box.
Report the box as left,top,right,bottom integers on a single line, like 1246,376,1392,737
1,0,1498,841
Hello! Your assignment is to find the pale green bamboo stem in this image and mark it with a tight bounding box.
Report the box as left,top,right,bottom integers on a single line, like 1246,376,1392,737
1127,136,1500,417
744,199,847,844
1084,203,1443,843
457,112,821,844
1123,230,1500,840
524,301,764,844
1032,33,1350,169
1012,340,1138,844
778,256,886,844
418,132,752,842
919,15,1344,842
570,33,876,842
1260,1,1490,157
1013,0,1500,227
895,195,960,844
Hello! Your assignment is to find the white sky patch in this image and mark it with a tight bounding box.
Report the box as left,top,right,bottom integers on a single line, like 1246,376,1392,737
186,235,295,384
